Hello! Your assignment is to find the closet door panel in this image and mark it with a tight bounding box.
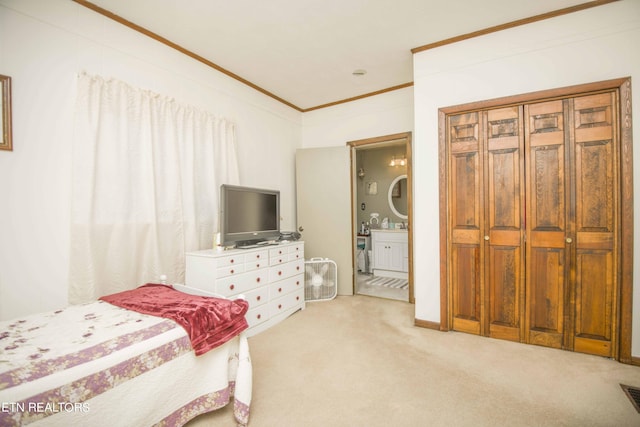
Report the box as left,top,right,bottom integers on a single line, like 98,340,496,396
486,106,524,342
452,152,481,230
448,112,483,335
527,247,564,348
524,100,568,348
571,92,618,358
574,250,614,356
451,245,481,334
488,246,521,341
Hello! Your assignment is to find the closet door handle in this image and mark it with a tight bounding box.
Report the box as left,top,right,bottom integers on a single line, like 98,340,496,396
484,235,490,241
566,237,573,244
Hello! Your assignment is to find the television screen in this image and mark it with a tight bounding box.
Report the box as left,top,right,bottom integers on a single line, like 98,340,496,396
220,185,280,246
226,190,278,233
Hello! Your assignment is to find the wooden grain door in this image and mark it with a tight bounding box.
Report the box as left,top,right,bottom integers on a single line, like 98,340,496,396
448,111,484,336
442,79,631,360
485,106,525,342
569,92,619,358
524,99,569,350
447,90,620,357
523,93,619,357
448,108,525,342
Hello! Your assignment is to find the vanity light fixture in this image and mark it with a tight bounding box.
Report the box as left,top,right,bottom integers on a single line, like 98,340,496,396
389,156,406,167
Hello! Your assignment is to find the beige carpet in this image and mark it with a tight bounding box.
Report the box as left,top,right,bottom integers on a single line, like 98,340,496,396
187,295,640,427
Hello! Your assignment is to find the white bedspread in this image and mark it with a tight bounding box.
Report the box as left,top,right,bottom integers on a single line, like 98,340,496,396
0,301,251,426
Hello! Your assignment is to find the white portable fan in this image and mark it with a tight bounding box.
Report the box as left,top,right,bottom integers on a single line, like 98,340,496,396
304,257,337,301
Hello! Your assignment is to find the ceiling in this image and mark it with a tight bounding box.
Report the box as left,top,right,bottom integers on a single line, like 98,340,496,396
81,0,604,111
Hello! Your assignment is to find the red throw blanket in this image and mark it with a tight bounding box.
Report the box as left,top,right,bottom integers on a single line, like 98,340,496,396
100,284,249,356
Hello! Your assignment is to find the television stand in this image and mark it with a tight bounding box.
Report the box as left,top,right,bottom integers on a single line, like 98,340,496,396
185,241,305,337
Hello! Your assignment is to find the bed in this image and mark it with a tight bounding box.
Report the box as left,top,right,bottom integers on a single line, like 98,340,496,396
0,283,252,427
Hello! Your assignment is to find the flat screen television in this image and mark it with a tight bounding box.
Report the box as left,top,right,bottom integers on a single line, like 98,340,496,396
219,184,280,247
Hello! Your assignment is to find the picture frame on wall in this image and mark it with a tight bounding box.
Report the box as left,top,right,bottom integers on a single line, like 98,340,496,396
0,74,12,151
365,181,377,195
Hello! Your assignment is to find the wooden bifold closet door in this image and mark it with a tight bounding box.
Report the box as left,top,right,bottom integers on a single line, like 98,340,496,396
446,90,620,358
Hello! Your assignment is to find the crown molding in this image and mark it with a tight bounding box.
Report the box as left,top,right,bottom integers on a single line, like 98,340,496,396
73,0,618,112
72,0,303,111
411,0,619,54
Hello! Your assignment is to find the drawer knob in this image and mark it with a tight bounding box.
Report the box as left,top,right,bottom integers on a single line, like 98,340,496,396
256,277,261,283
296,296,300,301
230,259,235,263
278,271,282,276
229,284,235,290
257,314,261,319
257,296,261,301
230,269,235,274
296,266,300,271
278,304,282,309
278,287,282,293
296,281,300,286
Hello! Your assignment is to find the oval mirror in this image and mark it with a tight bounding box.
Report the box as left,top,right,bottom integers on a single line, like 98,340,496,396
388,174,408,220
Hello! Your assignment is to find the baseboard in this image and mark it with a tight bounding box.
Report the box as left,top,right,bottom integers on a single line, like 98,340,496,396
626,355,640,366
414,318,441,330
415,319,640,365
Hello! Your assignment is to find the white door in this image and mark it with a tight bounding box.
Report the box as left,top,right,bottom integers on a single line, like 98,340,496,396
295,146,352,295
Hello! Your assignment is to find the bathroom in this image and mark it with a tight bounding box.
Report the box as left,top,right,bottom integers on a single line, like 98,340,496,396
354,141,410,301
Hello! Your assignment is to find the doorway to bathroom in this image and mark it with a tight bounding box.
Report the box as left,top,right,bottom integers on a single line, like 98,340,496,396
348,132,413,303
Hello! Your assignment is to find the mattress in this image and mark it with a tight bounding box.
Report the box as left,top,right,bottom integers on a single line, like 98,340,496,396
0,300,251,426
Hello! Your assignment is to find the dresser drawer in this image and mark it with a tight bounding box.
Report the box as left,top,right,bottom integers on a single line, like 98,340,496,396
217,263,245,278
269,259,303,282
270,288,304,315
243,286,269,308
245,306,269,328
287,243,304,255
186,276,217,294
270,275,303,299
269,248,289,265
244,250,269,270
217,253,244,268
288,251,304,262
217,270,268,297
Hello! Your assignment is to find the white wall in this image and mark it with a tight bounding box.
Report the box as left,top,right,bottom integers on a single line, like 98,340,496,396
301,87,414,149
300,86,414,294
0,0,302,320
412,1,640,355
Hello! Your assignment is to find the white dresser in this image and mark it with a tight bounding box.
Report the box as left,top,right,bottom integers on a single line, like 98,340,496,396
185,241,305,337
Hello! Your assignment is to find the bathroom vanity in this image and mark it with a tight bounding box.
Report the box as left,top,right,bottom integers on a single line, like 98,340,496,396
371,229,408,279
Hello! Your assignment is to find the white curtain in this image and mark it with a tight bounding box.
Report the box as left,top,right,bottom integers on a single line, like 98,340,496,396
70,73,239,303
